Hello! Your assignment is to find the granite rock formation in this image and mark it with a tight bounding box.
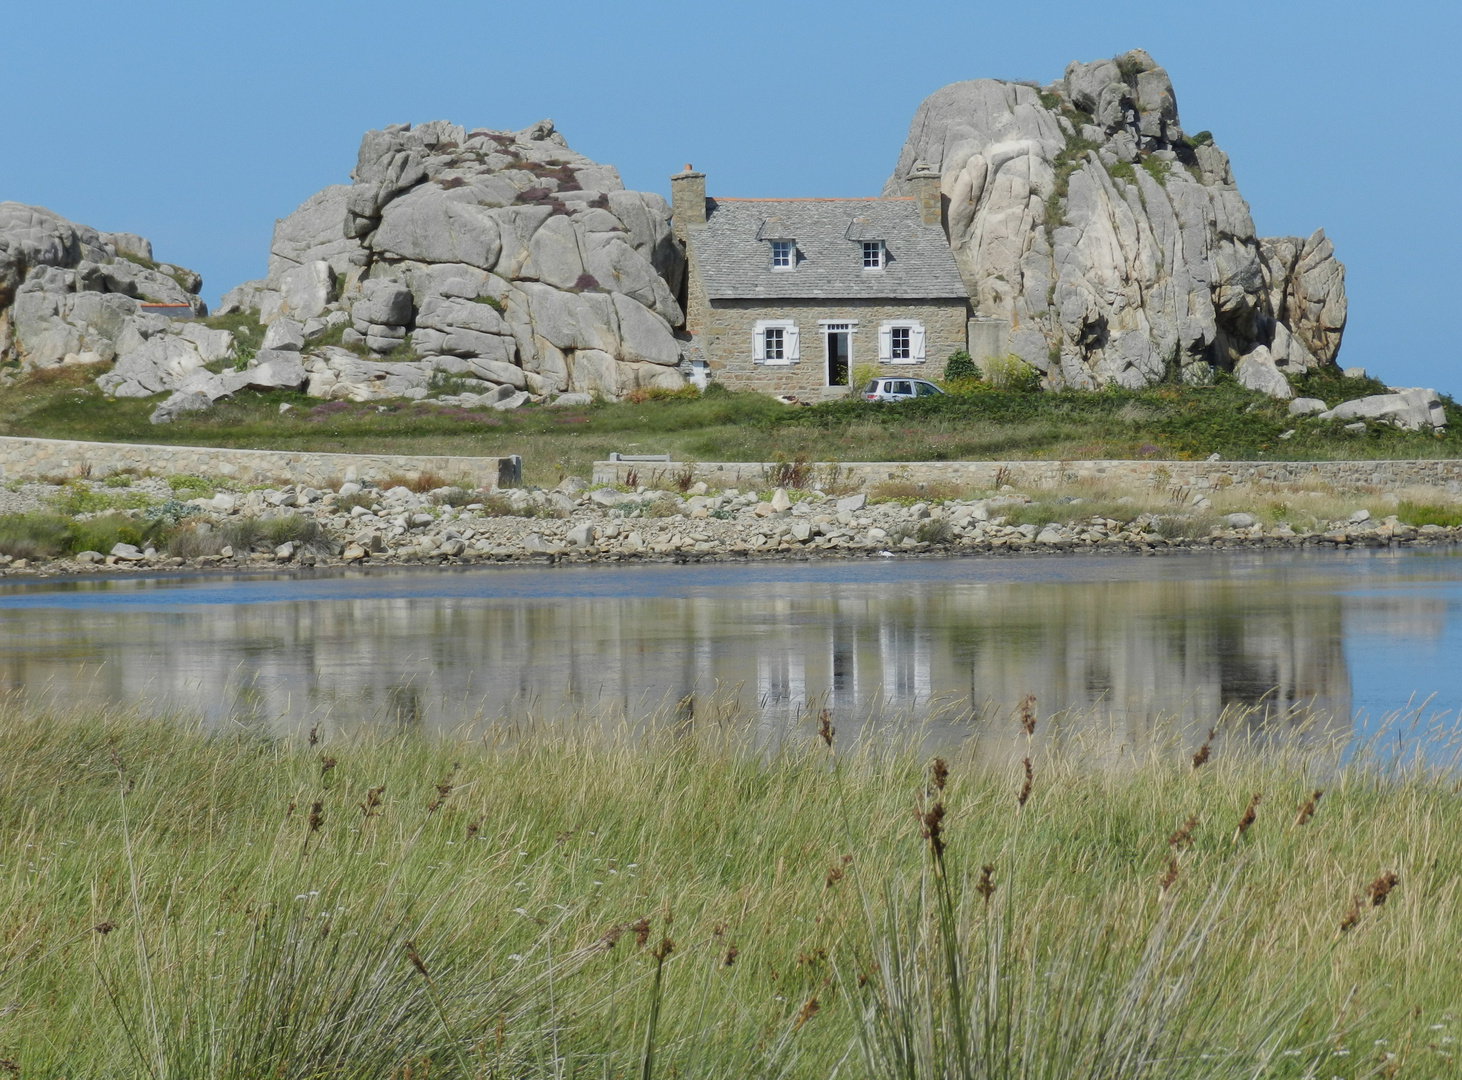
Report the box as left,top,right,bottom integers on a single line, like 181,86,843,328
0,202,217,384
884,49,1349,391
218,119,688,402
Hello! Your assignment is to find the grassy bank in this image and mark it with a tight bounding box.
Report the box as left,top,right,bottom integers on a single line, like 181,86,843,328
2,365,1458,488
1,702,1456,1077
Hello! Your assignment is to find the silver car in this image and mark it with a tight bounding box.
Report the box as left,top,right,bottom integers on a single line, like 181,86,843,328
862,377,945,402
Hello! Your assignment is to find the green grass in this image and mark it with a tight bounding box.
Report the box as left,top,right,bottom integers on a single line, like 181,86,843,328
1396,500,1462,528
2,365,1458,488
0,511,161,558
0,702,1455,1077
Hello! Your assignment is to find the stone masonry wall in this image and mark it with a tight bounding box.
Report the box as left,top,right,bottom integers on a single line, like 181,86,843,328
0,435,521,489
593,457,1462,494
682,244,968,394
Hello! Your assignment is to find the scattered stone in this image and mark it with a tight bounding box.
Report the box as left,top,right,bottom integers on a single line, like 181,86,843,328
275,541,296,560
1288,396,1327,417
770,488,792,513
837,494,867,513
110,542,145,561
1225,512,1256,528
1319,389,1447,431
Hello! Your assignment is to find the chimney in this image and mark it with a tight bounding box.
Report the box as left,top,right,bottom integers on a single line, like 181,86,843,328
906,161,942,227
670,164,706,240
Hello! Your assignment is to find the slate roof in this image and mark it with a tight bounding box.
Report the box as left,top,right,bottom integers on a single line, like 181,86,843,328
690,197,968,301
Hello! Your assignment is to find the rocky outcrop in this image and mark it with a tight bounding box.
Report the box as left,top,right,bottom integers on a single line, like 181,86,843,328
884,50,1348,390
219,119,688,402
0,202,214,377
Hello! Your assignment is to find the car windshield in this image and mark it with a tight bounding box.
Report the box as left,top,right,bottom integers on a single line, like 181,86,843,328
916,382,940,396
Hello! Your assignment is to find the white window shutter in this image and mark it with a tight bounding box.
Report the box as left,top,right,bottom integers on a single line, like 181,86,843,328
878,323,892,362
752,323,765,363
912,323,926,362
785,324,800,361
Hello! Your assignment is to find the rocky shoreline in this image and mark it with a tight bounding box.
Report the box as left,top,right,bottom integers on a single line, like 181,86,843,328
1,475,1458,579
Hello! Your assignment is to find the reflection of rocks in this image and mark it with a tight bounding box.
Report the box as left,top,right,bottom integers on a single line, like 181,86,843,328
0,568,1360,753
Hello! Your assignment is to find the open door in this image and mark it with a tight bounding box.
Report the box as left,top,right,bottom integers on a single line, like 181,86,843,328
824,326,850,386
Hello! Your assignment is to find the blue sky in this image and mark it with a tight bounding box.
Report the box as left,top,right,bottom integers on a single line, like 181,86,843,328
3,0,1456,391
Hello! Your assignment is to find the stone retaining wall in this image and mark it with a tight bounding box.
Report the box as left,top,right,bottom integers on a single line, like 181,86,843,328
593,457,1462,493
0,435,521,489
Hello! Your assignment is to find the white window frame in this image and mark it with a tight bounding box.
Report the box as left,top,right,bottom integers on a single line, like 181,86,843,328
770,240,794,271
877,319,926,364
753,319,799,365
861,240,885,270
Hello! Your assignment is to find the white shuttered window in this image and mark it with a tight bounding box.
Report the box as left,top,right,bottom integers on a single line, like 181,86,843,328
753,320,799,365
877,320,926,364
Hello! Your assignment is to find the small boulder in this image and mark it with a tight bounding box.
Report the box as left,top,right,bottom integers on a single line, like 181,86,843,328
274,541,296,561
1234,346,1294,400
1288,397,1327,417
1225,512,1256,528
770,488,792,513
566,522,596,547
110,542,145,561
150,390,212,425
836,494,867,513
549,392,594,409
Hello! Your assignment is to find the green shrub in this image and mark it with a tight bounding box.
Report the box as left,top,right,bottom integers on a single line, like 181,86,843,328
0,513,70,558
1396,501,1462,528
47,482,153,515
167,474,214,495
915,518,954,544
102,472,135,488
943,350,979,382
981,354,1042,392
68,514,155,554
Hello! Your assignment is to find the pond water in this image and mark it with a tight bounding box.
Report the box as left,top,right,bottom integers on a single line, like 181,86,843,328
1,550,1460,757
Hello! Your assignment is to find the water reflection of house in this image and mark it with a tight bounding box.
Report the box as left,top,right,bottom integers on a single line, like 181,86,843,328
0,573,1360,757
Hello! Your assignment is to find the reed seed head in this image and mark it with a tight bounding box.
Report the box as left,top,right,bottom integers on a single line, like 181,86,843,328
817,709,835,748
920,800,947,859
977,864,995,903
722,943,739,967
1192,728,1215,771
307,723,319,747
1168,814,1198,849
1295,789,1323,826
465,818,481,840
1340,896,1361,932
652,937,675,961
1367,872,1399,908
404,940,430,978
1234,793,1261,840
1016,757,1033,810
631,917,651,948
931,758,948,791
1159,855,1180,895
92,920,117,935
320,755,337,777
307,801,324,833
360,784,385,817
794,996,820,1030
1018,694,1037,736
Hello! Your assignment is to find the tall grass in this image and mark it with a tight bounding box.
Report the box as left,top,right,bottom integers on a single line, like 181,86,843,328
0,700,1455,1077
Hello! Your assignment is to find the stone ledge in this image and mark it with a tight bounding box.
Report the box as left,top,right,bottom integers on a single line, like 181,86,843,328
0,435,521,489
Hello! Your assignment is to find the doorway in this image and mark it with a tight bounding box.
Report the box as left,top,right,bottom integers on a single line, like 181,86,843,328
824,324,850,386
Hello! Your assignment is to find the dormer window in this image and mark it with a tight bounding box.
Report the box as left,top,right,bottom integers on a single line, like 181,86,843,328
862,240,885,270
770,240,794,270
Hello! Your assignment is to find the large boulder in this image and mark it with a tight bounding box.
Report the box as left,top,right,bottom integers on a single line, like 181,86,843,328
1317,389,1447,431
214,118,688,401
0,202,210,377
883,50,1349,389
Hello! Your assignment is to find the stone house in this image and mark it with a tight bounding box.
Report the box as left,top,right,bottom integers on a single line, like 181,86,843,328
671,166,969,396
